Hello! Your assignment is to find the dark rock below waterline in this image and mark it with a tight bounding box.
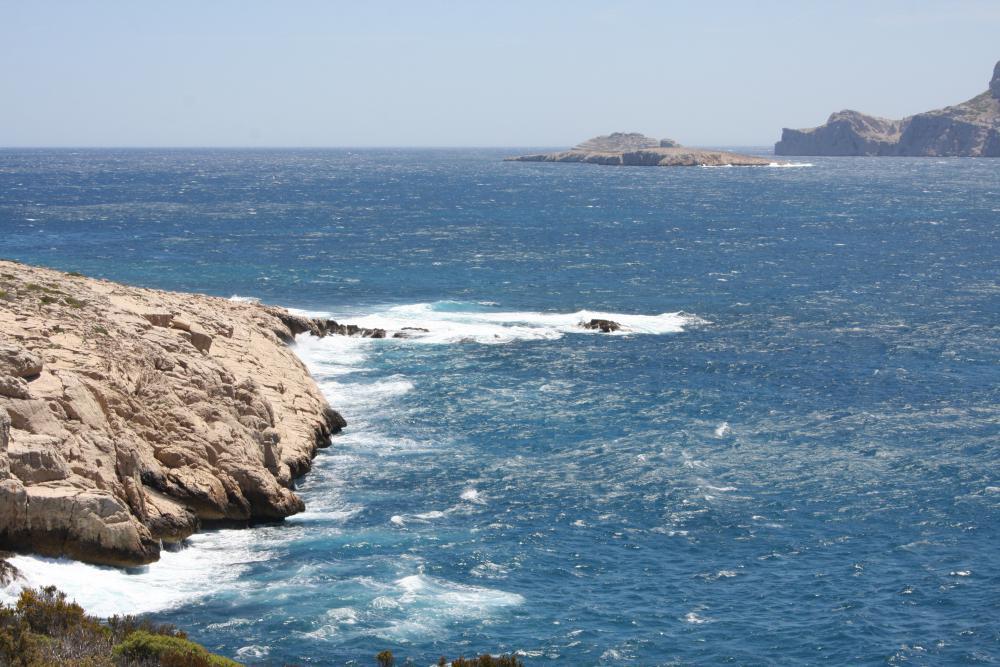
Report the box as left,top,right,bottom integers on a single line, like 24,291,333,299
582,319,622,333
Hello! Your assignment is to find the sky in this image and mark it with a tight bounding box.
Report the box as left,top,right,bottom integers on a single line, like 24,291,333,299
1,0,998,147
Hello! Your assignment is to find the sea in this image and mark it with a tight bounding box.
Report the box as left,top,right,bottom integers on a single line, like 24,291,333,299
0,148,997,665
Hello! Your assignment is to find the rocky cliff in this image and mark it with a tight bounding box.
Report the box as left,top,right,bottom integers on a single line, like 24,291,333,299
0,261,347,567
775,60,1000,157
508,132,775,166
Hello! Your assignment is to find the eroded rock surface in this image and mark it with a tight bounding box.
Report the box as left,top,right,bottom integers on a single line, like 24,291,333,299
0,261,345,566
775,60,1000,157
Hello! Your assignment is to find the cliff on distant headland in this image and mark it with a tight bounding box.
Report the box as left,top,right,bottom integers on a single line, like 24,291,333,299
507,132,775,166
0,260,351,567
775,60,1000,156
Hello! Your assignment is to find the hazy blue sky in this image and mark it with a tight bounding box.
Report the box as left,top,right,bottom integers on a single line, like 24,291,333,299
2,1,998,147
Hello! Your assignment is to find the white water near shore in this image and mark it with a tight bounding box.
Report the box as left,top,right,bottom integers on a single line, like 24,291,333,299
1,301,701,622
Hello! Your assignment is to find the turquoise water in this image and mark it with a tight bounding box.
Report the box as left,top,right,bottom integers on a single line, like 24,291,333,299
1,149,998,664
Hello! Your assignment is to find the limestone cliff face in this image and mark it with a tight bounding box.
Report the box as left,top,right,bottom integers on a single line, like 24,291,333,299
0,261,344,566
775,60,1000,157
507,132,775,166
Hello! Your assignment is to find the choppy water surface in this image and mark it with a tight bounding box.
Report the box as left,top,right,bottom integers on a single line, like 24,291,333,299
1,149,998,664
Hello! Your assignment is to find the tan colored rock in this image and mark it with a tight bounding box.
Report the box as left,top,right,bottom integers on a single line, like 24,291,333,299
169,318,192,332
0,344,42,378
142,313,174,327
0,260,346,566
8,434,72,483
0,376,29,399
188,328,213,354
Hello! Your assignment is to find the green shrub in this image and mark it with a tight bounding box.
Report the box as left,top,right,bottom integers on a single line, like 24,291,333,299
0,587,240,667
40,295,57,305
106,614,185,643
64,296,86,308
112,631,240,667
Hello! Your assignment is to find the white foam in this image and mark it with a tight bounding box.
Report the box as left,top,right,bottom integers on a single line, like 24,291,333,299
1,529,268,616
296,302,703,347
714,422,731,437
460,488,484,504
395,573,522,616
684,611,711,624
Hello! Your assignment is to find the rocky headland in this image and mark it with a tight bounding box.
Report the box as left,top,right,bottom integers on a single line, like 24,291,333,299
775,60,1000,156
0,260,355,568
507,132,776,167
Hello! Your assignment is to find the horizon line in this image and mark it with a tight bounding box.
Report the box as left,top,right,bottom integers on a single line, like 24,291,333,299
0,144,776,151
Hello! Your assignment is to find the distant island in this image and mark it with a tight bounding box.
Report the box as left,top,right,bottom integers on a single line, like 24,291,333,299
506,132,777,167
775,60,1000,157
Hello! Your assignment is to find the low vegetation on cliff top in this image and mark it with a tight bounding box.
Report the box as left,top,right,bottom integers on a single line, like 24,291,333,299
0,586,238,666
0,586,527,667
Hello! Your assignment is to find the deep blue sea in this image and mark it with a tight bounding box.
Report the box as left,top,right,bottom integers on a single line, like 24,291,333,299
1,149,998,665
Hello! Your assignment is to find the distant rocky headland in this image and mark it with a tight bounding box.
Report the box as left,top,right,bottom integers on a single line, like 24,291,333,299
507,132,777,167
0,260,359,568
775,60,1000,157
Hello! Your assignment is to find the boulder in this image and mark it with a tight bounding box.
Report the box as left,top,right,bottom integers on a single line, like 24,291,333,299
0,375,30,399
321,320,387,338
0,344,42,378
188,329,213,354
142,313,173,327
0,558,21,586
581,318,622,333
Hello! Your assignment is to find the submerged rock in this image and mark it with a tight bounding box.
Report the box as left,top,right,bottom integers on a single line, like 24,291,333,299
775,60,1000,157
320,320,387,339
581,318,622,333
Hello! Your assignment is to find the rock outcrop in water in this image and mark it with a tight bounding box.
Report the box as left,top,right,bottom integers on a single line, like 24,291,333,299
507,132,775,167
581,319,622,333
0,261,346,567
775,60,1000,157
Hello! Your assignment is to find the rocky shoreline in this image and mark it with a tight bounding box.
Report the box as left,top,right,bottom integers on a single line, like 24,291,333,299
0,261,351,568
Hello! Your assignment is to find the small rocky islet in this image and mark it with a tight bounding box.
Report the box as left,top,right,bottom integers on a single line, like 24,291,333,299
506,132,777,167
775,59,1000,156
